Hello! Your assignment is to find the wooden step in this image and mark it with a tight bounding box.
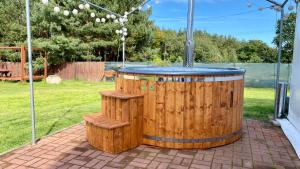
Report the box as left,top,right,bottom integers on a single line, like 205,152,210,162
84,114,129,129
100,91,143,99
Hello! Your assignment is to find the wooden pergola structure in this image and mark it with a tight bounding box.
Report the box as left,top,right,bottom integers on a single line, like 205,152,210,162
0,46,48,81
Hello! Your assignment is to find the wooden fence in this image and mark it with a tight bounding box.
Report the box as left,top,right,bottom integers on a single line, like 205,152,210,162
49,62,105,81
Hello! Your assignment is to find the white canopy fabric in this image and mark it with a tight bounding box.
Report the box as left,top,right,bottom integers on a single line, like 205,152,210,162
289,3,300,138
280,3,300,159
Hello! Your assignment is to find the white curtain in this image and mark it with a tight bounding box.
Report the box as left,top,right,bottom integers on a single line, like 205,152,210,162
289,3,300,134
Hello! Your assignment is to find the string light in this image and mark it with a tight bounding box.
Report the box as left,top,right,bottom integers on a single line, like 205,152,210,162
274,5,281,12
54,6,60,13
247,2,252,8
84,3,90,10
40,0,157,67
72,9,78,15
79,4,84,10
63,10,70,16
111,14,116,19
41,0,48,5
288,5,294,11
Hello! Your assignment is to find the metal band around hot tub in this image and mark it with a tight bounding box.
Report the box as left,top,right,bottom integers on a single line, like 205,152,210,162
144,130,242,143
118,74,244,82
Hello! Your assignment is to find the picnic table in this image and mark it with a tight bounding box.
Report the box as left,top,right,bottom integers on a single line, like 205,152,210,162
0,69,11,77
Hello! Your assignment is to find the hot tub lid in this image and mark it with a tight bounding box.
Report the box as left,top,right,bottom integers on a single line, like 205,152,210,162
118,66,245,75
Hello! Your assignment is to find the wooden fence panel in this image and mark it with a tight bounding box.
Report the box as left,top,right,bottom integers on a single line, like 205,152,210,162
50,62,105,82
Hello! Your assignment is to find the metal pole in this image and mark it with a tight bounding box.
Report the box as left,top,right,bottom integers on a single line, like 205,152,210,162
274,8,285,120
25,0,36,144
183,0,195,67
122,38,125,68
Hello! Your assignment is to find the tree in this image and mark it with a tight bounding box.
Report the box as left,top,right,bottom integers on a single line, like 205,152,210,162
237,40,276,63
0,0,155,65
273,12,296,63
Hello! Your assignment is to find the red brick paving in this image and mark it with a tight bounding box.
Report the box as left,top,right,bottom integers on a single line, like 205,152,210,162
1,119,300,169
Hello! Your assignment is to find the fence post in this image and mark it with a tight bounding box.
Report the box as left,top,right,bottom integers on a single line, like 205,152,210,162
20,46,26,81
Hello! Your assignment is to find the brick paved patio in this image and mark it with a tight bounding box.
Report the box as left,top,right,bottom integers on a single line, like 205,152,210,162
1,119,299,169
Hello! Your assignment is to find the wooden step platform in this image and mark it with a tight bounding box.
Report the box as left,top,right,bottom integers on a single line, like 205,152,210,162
84,91,144,154
84,114,129,129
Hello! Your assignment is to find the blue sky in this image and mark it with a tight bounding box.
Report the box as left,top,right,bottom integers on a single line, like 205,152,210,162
149,0,297,46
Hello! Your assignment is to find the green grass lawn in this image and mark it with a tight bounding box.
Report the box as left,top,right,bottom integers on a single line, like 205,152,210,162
0,81,275,153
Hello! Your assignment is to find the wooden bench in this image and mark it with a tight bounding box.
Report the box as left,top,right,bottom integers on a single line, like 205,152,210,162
0,69,11,77
84,91,144,154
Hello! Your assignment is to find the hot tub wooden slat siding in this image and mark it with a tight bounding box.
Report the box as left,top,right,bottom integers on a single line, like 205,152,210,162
116,73,244,149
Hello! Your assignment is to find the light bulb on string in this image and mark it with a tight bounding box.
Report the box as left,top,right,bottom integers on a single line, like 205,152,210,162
106,14,111,19
111,14,116,19
116,30,120,34
288,5,294,11
85,3,90,10
54,6,60,13
122,27,127,32
274,5,281,12
121,37,125,41
79,4,84,10
63,10,70,16
96,18,101,23
123,32,128,36
72,9,78,15
41,0,48,5
247,2,252,8
114,19,119,23
101,18,106,23
91,12,96,18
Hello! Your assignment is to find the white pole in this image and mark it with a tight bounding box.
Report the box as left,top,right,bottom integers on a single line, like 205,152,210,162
122,40,125,68
25,0,36,145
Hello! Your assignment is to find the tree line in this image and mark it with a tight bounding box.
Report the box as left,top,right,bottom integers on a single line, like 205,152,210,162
0,0,296,65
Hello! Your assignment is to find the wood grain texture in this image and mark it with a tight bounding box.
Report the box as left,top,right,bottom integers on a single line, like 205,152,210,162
116,73,244,149
84,91,144,154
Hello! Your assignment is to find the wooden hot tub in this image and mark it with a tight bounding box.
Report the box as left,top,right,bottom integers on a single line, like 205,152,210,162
116,67,245,149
